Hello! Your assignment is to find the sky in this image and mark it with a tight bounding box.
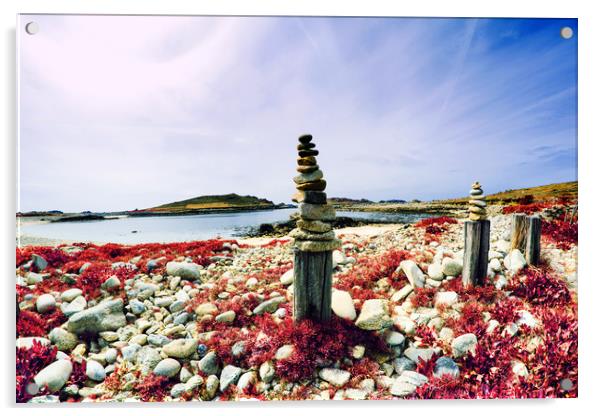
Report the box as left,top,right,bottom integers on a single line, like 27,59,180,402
18,15,577,212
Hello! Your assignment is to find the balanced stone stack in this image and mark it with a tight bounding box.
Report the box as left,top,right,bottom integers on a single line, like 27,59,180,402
468,181,487,221
290,134,341,252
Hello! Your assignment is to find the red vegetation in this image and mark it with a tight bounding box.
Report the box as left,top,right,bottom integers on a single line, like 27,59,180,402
69,360,87,387
16,340,58,403
415,217,458,236
204,315,389,383
334,249,411,305
17,309,67,337
502,203,552,215
509,267,572,307
135,374,171,402
542,219,578,250
410,287,438,308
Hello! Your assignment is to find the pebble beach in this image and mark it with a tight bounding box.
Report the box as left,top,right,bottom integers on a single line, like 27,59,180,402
16,203,578,403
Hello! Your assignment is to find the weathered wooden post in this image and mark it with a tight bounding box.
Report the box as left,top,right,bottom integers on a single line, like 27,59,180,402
290,134,341,322
510,213,528,252
462,182,490,287
525,215,542,266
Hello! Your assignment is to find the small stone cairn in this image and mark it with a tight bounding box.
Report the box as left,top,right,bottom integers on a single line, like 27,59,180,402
289,134,341,252
468,181,487,221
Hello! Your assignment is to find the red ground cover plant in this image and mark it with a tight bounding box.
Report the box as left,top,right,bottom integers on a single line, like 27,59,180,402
135,374,171,402
502,203,552,215
334,249,411,305
16,340,58,403
508,267,572,307
542,219,578,250
415,216,458,236
16,309,67,337
410,287,438,308
204,315,389,383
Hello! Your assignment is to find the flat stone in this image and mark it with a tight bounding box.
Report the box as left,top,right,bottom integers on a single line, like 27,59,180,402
253,296,286,315
289,228,335,241
384,330,405,346
34,360,72,393
215,310,236,323
434,357,460,378
393,357,416,374
297,156,317,166
237,371,257,391
36,294,56,314
294,239,341,252
319,368,351,387
280,269,294,285
195,302,218,316
274,344,294,360
355,299,392,330
298,134,313,144
259,361,275,382
427,263,444,280
67,298,126,334
293,169,324,185
452,333,478,357
61,296,87,317
48,328,78,352
86,359,106,381
442,258,462,276
434,291,458,307
153,358,181,378
398,260,425,288
299,202,336,221
297,141,315,149
163,339,197,358
298,149,319,157
391,285,413,302
32,254,48,271
220,365,242,391
404,347,436,363
166,262,201,280
292,190,327,204
296,219,332,233
296,179,327,191
60,288,83,302
331,289,357,320
198,351,220,375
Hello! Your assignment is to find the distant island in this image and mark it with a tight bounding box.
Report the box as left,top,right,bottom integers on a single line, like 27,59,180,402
129,193,293,217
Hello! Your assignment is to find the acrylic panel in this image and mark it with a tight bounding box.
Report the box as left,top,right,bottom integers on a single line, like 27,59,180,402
16,14,577,403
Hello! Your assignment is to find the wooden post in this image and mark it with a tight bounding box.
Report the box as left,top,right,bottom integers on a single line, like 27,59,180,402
462,220,490,287
510,214,528,251
525,215,542,266
293,248,333,322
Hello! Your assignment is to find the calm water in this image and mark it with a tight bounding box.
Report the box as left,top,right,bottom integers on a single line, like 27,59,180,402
20,208,431,244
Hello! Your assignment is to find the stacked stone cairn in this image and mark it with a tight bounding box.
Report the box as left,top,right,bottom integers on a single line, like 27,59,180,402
289,134,341,252
468,181,487,221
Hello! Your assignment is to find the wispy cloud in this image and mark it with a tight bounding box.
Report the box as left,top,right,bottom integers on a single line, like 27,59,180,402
18,16,577,211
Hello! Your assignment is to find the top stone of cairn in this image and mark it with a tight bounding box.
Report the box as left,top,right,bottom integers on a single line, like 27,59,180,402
468,181,487,221
290,134,341,252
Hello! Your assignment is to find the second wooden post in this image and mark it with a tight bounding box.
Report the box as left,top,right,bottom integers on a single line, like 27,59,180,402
290,134,341,322
462,182,491,287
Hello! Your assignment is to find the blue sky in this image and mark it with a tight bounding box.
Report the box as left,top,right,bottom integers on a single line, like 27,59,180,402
18,16,577,212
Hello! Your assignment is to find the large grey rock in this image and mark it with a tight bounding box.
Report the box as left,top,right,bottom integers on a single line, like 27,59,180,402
136,346,162,375
198,351,220,375
61,296,87,317
153,358,181,378
390,370,428,397
48,327,78,352
331,289,356,320
34,360,72,393
504,249,527,275
220,365,242,391
355,299,392,330
162,339,197,358
442,258,462,276
404,347,436,363
398,261,425,288
60,288,83,302
166,262,201,280
393,357,416,375
67,298,126,334
32,254,48,271
253,296,286,315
